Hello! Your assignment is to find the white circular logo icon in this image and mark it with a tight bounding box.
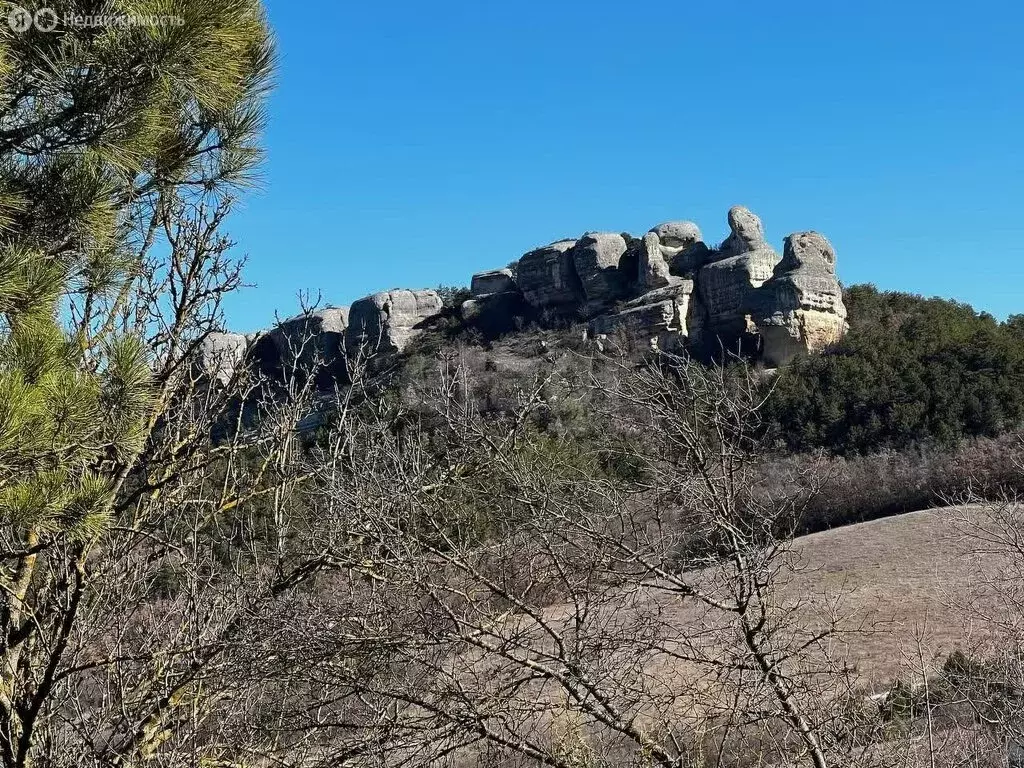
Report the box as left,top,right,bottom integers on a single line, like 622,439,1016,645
33,7,57,32
7,5,33,32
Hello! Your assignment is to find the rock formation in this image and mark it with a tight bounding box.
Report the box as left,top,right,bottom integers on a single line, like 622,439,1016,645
571,232,630,315
639,232,674,290
198,332,248,386
464,268,527,336
752,232,848,366
650,220,706,275
592,280,697,353
202,204,848,388
266,306,347,364
471,269,516,296
696,206,781,347
347,289,443,356
515,239,581,310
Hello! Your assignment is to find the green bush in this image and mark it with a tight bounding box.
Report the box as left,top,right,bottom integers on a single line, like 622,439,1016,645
764,285,1024,455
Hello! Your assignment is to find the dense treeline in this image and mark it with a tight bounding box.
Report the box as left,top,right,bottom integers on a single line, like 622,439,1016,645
764,285,1024,455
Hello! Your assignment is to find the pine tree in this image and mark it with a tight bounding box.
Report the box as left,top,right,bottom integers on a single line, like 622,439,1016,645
0,3,274,765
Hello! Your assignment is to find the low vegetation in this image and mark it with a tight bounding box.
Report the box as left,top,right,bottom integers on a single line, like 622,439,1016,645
1,3,1023,767
765,284,1024,455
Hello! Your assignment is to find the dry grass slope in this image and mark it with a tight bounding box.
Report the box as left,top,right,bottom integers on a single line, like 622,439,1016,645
780,504,1004,684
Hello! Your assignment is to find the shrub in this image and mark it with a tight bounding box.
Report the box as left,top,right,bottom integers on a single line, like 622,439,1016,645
750,431,1024,535
764,285,1024,455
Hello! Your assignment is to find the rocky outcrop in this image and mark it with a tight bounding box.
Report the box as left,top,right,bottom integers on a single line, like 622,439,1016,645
275,307,349,360
697,206,781,349
459,205,843,361
347,289,443,355
244,292,441,387
639,232,673,290
250,307,349,384
461,291,526,334
752,232,847,366
638,222,710,291
591,280,696,352
198,332,248,386
720,205,767,258
471,268,516,297
214,204,848,396
651,221,702,252
652,221,707,274
514,239,581,311
571,232,630,314
464,269,528,336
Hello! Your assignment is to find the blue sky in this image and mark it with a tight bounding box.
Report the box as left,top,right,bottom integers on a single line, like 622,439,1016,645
223,0,1024,332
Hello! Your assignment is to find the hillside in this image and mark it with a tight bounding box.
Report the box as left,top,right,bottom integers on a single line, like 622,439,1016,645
773,505,1002,684
430,505,1014,767
3,2,1022,766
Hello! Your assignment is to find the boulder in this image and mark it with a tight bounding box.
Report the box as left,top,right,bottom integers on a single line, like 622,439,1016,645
638,222,712,282
650,220,708,277
752,232,848,366
697,206,780,348
347,289,443,355
514,239,582,311
198,332,248,386
639,232,673,290
720,205,768,257
651,220,703,261
651,220,703,249
251,307,350,384
571,232,629,313
471,268,516,297
460,299,483,323
591,280,696,352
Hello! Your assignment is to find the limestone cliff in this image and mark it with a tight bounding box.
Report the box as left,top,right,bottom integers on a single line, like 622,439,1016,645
750,231,848,366
204,205,848,387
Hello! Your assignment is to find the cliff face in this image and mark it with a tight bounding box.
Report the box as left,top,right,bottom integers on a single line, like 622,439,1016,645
750,231,847,366
201,205,848,386
468,204,848,362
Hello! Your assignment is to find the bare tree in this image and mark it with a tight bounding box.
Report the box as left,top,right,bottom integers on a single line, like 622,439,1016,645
926,437,1024,768
266,349,880,768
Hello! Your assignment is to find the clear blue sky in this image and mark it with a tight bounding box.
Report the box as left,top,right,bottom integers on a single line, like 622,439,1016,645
223,0,1024,332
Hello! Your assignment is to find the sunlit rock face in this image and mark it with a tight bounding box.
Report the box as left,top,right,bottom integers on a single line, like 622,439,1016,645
347,290,443,355
571,232,631,316
696,206,781,351
198,332,248,386
752,231,848,366
639,232,673,290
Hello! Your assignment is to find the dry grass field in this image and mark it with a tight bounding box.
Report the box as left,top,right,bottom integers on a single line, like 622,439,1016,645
761,504,1008,685
437,505,1020,766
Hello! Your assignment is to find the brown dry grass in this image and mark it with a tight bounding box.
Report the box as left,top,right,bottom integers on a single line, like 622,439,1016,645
769,504,1005,685
442,505,1014,766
